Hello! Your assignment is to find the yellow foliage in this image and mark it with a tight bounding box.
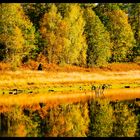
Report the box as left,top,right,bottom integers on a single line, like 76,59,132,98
15,124,27,137
11,26,24,49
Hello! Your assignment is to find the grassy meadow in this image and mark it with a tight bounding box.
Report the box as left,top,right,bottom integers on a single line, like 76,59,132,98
0,63,140,106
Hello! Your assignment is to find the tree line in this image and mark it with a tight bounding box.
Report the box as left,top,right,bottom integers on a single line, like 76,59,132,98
0,3,140,68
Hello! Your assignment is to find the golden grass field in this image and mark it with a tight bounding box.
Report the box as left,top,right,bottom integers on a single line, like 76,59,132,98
0,69,140,87
0,63,140,107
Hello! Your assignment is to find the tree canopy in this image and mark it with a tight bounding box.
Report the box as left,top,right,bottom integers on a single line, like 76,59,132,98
0,3,140,68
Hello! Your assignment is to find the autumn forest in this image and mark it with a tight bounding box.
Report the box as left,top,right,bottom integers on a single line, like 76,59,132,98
0,3,140,69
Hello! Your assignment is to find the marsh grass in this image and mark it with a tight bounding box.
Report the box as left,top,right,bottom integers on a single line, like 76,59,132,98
0,87,140,108
0,91,93,107
0,70,140,89
0,69,140,107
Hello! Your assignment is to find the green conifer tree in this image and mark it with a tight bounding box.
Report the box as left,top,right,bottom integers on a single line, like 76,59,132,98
84,7,112,67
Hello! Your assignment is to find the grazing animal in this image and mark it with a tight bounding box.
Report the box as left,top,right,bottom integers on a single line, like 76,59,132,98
48,89,54,92
91,85,99,97
79,86,83,90
28,91,33,94
27,82,34,85
9,89,17,95
13,89,18,95
102,84,106,90
91,85,96,90
38,63,43,71
8,89,23,95
9,91,13,94
99,84,108,96
124,86,130,88
91,84,109,98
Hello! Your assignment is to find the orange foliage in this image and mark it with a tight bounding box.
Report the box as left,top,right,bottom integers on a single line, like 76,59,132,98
0,62,12,71
21,62,140,72
1,60,140,72
102,63,140,72
21,60,39,70
15,124,27,137
0,105,11,113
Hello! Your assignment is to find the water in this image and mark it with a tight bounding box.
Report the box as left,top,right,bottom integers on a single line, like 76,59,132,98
0,97,140,137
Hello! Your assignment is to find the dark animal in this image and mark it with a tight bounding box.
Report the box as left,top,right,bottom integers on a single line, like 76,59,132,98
9,91,13,94
38,63,43,71
124,86,130,88
100,84,112,96
27,82,34,85
79,86,83,90
39,102,44,108
91,85,96,90
9,89,24,95
91,84,109,98
91,85,100,97
13,89,17,91
100,84,108,96
13,89,18,95
48,89,54,92
9,89,17,95
101,84,107,90
28,91,33,94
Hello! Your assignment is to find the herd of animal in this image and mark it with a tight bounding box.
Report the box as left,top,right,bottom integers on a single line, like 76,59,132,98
91,84,112,97
2,84,131,97
2,89,33,95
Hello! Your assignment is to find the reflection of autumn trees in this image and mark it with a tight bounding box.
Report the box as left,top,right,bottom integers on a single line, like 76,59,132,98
112,102,138,137
0,99,139,137
45,103,89,137
88,99,114,137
